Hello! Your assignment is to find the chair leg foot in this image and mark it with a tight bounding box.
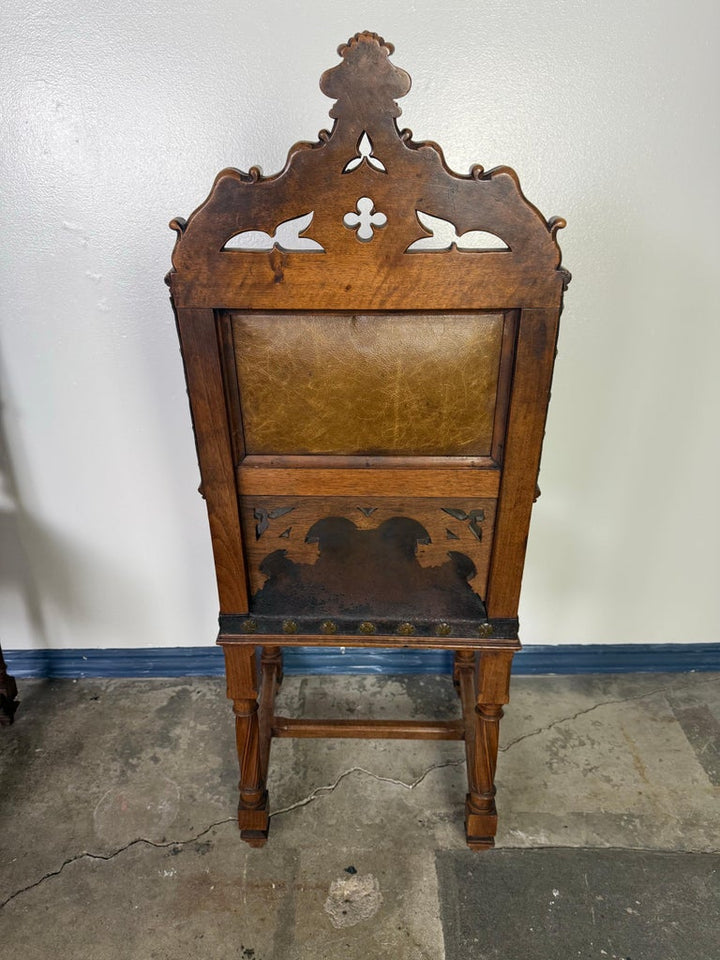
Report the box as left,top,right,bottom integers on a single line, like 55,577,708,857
464,796,498,851
0,649,18,726
241,833,269,848
466,835,495,851
238,795,270,847
0,693,19,725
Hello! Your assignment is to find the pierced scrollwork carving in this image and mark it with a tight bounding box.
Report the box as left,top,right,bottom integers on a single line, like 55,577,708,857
467,512,485,541
407,212,508,252
254,505,296,540
169,32,568,304
441,507,485,541
343,131,386,173
224,212,324,252
442,508,467,521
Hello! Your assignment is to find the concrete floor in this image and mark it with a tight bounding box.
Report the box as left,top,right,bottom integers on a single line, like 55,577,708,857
1,671,719,958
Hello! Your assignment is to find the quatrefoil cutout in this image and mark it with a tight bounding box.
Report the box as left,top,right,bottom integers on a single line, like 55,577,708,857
342,132,386,173
343,197,387,242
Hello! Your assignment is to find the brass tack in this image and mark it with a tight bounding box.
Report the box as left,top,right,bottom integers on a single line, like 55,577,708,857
397,622,415,636
435,622,452,637
321,620,338,635
477,622,493,638
359,621,376,635
282,619,298,635
242,619,258,634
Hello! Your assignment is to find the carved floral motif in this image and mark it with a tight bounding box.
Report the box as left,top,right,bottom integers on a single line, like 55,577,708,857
442,507,485,541
254,505,295,540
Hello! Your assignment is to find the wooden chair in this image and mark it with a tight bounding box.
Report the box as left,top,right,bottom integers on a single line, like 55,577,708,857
167,32,569,849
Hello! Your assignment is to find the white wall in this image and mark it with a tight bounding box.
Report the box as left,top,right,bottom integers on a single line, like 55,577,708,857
1,0,718,650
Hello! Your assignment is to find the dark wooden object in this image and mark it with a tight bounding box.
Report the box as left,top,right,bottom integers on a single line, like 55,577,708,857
167,32,569,849
0,642,19,725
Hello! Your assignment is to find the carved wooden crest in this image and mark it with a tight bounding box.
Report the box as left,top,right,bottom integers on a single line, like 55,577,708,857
168,32,568,309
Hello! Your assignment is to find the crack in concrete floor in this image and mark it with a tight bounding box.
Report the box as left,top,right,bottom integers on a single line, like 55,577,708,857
500,674,720,752
269,758,467,817
3,674,717,912
0,761,464,910
0,817,236,910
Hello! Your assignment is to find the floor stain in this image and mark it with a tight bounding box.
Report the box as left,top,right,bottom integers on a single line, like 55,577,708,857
620,725,650,785
324,873,383,928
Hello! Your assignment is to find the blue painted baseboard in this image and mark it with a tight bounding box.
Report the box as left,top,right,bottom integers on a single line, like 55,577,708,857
4,644,720,679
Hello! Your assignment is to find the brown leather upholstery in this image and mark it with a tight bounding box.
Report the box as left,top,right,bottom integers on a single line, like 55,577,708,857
231,312,504,456
240,495,496,603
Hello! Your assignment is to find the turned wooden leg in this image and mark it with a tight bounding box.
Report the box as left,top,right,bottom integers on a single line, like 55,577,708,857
464,649,514,850
262,644,284,691
0,644,19,726
452,650,465,696
258,646,282,784
223,644,269,847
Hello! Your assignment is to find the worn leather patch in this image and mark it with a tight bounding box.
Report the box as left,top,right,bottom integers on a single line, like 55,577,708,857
230,312,504,456
241,496,496,616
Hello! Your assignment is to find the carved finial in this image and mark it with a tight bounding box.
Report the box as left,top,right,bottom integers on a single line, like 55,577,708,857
321,32,411,120
169,217,187,237
547,216,567,239
336,31,394,57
